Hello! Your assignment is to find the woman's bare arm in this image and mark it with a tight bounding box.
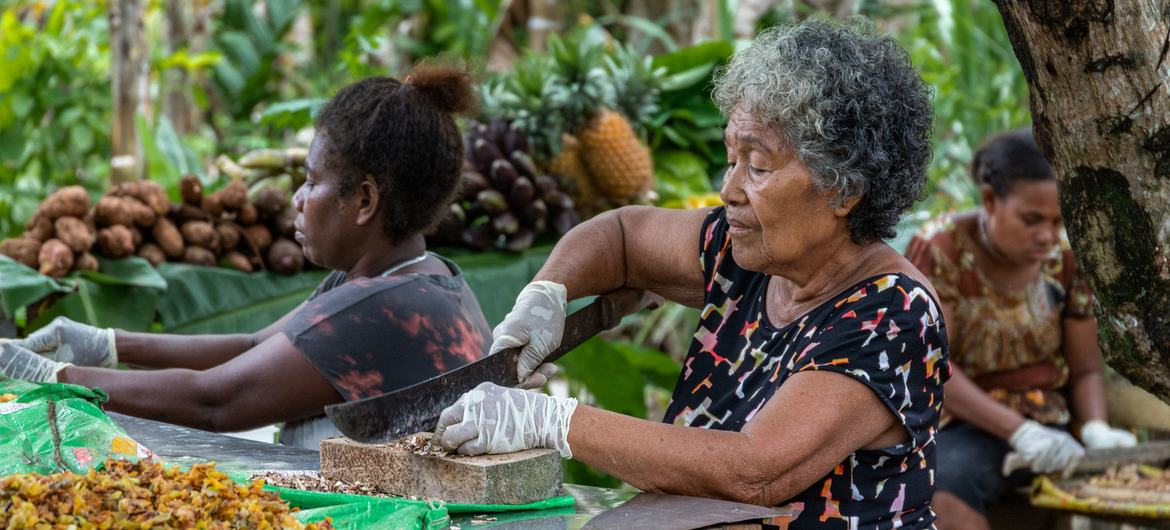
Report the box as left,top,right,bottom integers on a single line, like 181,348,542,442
59,330,340,432
535,206,712,307
567,370,900,506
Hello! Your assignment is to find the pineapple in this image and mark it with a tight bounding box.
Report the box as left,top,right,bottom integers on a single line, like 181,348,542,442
578,109,653,198
548,133,598,208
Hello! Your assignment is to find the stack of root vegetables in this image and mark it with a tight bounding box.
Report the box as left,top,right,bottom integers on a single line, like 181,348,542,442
426,118,580,252
0,176,305,277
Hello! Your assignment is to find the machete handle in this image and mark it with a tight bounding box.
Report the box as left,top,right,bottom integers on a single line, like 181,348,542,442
544,289,663,365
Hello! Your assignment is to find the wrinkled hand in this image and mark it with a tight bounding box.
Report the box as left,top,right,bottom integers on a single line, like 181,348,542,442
1009,420,1085,473
436,382,578,458
20,317,117,368
491,281,567,384
1081,420,1137,450
0,342,71,383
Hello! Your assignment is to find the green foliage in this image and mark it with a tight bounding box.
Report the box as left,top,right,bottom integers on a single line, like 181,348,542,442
24,257,167,333
0,2,112,237
210,0,303,120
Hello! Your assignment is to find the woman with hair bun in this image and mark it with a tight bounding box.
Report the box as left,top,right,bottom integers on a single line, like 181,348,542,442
906,129,1135,530
0,67,491,450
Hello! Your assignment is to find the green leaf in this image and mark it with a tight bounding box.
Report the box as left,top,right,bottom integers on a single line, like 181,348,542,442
0,256,72,316
558,338,681,418
653,150,712,203
259,98,326,130
156,264,330,335
82,257,168,291
651,40,733,76
28,280,159,332
660,64,715,92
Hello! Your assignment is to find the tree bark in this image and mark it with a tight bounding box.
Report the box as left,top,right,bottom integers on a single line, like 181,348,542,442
994,1,1170,402
109,0,148,183
162,0,194,136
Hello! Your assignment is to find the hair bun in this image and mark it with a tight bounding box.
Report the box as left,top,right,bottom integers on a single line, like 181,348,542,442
404,65,477,115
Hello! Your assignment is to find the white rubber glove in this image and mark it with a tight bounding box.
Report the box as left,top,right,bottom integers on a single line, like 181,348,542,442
19,317,117,368
1009,420,1086,473
436,382,578,458
516,363,558,390
1081,420,1137,450
491,281,567,384
0,342,71,383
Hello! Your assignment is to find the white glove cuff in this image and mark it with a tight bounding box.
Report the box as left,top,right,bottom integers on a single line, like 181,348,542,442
527,280,568,309
1080,420,1110,440
1009,420,1041,448
103,328,118,367
552,396,579,459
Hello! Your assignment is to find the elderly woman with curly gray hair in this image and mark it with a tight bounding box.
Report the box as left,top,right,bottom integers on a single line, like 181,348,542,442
436,19,949,529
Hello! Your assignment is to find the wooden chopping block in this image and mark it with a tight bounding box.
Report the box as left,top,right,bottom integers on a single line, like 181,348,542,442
319,432,562,505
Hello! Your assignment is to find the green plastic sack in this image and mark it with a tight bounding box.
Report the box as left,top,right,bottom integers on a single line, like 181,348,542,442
0,380,150,477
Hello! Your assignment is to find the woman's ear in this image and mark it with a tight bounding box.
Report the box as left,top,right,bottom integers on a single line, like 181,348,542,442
832,194,863,218
354,176,381,226
979,184,998,215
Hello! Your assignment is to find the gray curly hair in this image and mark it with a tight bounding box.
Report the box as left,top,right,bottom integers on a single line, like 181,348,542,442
713,19,933,243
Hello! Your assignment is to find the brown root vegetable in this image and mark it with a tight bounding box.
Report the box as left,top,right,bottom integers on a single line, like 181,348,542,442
128,226,143,248
182,246,216,266
237,203,259,225
39,186,91,220
243,224,273,251
137,243,166,266
201,193,225,217
74,252,99,272
0,237,42,268
171,203,211,223
180,175,203,206
38,239,73,277
180,221,219,250
274,208,297,238
219,179,249,211
252,187,288,220
97,225,135,258
53,216,94,253
24,213,54,242
95,196,155,227
266,238,304,274
216,223,241,251
126,180,170,216
221,251,253,272
151,218,184,258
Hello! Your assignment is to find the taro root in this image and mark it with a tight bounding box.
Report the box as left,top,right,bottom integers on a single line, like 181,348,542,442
182,246,216,266
459,171,491,202
38,239,73,277
54,216,94,253
180,175,203,206
180,221,218,249
274,208,297,238
489,159,519,191
151,218,184,258
252,188,288,220
219,179,249,211
128,226,143,248
74,252,99,272
38,186,90,220
201,193,225,217
266,238,304,274
24,213,54,242
97,225,135,258
222,251,253,272
216,223,241,251
0,237,42,268
243,224,273,251
137,243,166,266
112,180,169,216
95,196,155,227
237,203,259,225
171,203,211,223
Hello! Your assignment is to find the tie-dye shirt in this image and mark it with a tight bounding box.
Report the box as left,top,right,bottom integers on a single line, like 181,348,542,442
283,254,491,401
663,208,949,529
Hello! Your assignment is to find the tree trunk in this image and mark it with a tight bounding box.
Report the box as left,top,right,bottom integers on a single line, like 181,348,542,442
994,1,1170,402
109,0,148,183
162,0,194,136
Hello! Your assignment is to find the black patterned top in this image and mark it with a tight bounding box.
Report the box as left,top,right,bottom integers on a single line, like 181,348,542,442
663,208,949,529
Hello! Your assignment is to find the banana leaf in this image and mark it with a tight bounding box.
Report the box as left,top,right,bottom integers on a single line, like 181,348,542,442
156,264,330,335
0,256,72,316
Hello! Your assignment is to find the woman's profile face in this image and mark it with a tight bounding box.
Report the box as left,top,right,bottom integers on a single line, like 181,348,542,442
984,179,1062,267
719,107,849,275
293,136,352,269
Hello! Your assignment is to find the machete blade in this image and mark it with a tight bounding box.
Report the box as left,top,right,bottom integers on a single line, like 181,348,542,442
325,289,658,444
